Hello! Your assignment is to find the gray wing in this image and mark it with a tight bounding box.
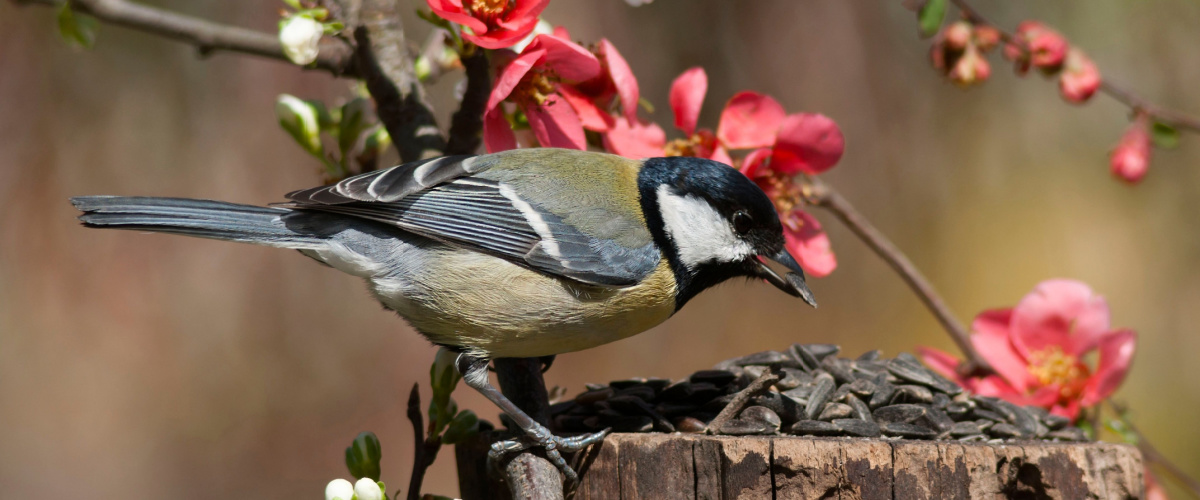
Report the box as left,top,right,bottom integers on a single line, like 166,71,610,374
282,155,660,287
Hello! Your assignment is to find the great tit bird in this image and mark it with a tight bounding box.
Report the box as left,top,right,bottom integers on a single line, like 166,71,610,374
71,148,817,483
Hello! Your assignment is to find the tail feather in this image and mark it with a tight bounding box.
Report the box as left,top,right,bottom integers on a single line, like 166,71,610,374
71,196,327,249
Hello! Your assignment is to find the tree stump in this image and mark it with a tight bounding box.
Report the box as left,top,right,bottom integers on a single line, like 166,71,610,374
456,434,1143,499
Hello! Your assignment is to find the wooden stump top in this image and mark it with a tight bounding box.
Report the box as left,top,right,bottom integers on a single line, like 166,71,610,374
457,433,1143,500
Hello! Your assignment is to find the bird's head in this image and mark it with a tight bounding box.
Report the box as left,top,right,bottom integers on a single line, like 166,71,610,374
638,156,817,309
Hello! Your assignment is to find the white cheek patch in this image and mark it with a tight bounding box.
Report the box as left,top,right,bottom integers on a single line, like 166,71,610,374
656,185,754,270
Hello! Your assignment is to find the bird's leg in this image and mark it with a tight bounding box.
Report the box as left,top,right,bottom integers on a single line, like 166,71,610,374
456,354,608,486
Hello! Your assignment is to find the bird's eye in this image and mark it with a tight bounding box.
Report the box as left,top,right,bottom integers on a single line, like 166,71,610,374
732,210,753,235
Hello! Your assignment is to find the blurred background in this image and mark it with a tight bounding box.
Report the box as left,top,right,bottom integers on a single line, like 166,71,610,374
3,0,1199,498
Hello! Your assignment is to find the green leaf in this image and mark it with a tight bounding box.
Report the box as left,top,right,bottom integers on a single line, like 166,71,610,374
56,4,98,48
338,98,372,157
442,410,480,444
275,94,324,157
344,431,382,481
355,126,391,170
917,0,948,38
305,99,337,131
281,0,302,9
1151,121,1180,149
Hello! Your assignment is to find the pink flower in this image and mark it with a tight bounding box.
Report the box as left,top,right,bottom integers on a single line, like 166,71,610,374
1059,48,1101,104
1110,118,1152,184
567,38,641,129
918,279,1137,420
740,148,837,277
1004,21,1068,75
604,67,845,276
427,0,548,50
484,35,602,152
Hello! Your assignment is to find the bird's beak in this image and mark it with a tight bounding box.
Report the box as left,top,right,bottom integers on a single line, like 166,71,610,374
752,249,818,308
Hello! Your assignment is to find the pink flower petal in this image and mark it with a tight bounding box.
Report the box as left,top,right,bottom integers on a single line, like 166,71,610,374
558,85,615,132
970,311,1037,393
598,39,640,121
524,35,601,82
505,0,550,27
467,22,540,50
1011,279,1111,358
916,347,965,384
669,67,707,136
1081,329,1136,406
784,210,836,278
486,49,544,112
602,117,666,159
717,91,786,150
709,145,733,167
426,0,488,34
483,107,517,153
971,375,1027,401
738,148,774,178
770,113,846,175
552,26,571,40
525,95,587,150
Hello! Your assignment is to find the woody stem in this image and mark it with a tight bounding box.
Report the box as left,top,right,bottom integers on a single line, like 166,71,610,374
805,177,993,377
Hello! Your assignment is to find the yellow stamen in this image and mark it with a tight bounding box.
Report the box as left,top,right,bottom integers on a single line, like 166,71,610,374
469,0,511,20
1026,346,1090,399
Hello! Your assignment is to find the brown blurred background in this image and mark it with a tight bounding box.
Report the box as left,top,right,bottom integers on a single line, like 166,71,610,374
2,0,1199,498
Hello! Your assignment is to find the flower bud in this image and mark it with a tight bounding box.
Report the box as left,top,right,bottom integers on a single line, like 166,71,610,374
1004,21,1067,75
1110,120,1152,184
354,478,384,500
943,21,972,50
949,43,990,87
1059,48,1101,104
324,479,354,500
279,15,323,65
972,25,1000,52
275,94,323,156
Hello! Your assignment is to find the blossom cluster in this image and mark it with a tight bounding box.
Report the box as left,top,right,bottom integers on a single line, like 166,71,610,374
419,0,846,277
921,16,1163,185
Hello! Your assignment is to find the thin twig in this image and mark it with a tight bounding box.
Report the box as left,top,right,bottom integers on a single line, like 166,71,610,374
1108,400,1200,498
705,365,781,434
949,0,1200,133
445,48,490,155
11,0,357,76
405,383,441,500
805,177,993,377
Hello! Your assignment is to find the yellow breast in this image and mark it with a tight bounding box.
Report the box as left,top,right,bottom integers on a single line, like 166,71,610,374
369,250,678,358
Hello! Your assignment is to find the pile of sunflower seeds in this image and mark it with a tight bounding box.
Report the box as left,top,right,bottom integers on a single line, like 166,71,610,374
547,344,1088,442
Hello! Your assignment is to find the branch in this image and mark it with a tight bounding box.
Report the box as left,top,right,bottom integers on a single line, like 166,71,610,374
444,48,490,155
493,358,563,499
349,0,445,162
948,0,1200,134
1108,401,1200,499
11,0,357,76
805,177,993,377
405,384,441,500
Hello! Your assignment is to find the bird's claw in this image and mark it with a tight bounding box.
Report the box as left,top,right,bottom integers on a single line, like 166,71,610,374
487,426,610,486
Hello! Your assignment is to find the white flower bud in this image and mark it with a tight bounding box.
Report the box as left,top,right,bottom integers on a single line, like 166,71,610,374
625,0,653,6
324,479,354,500
275,94,323,156
354,477,384,500
279,15,323,65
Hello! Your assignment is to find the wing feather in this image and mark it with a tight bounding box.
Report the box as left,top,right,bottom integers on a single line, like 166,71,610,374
281,154,659,286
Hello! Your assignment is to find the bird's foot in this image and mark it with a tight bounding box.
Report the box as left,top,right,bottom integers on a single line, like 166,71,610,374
487,424,610,485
